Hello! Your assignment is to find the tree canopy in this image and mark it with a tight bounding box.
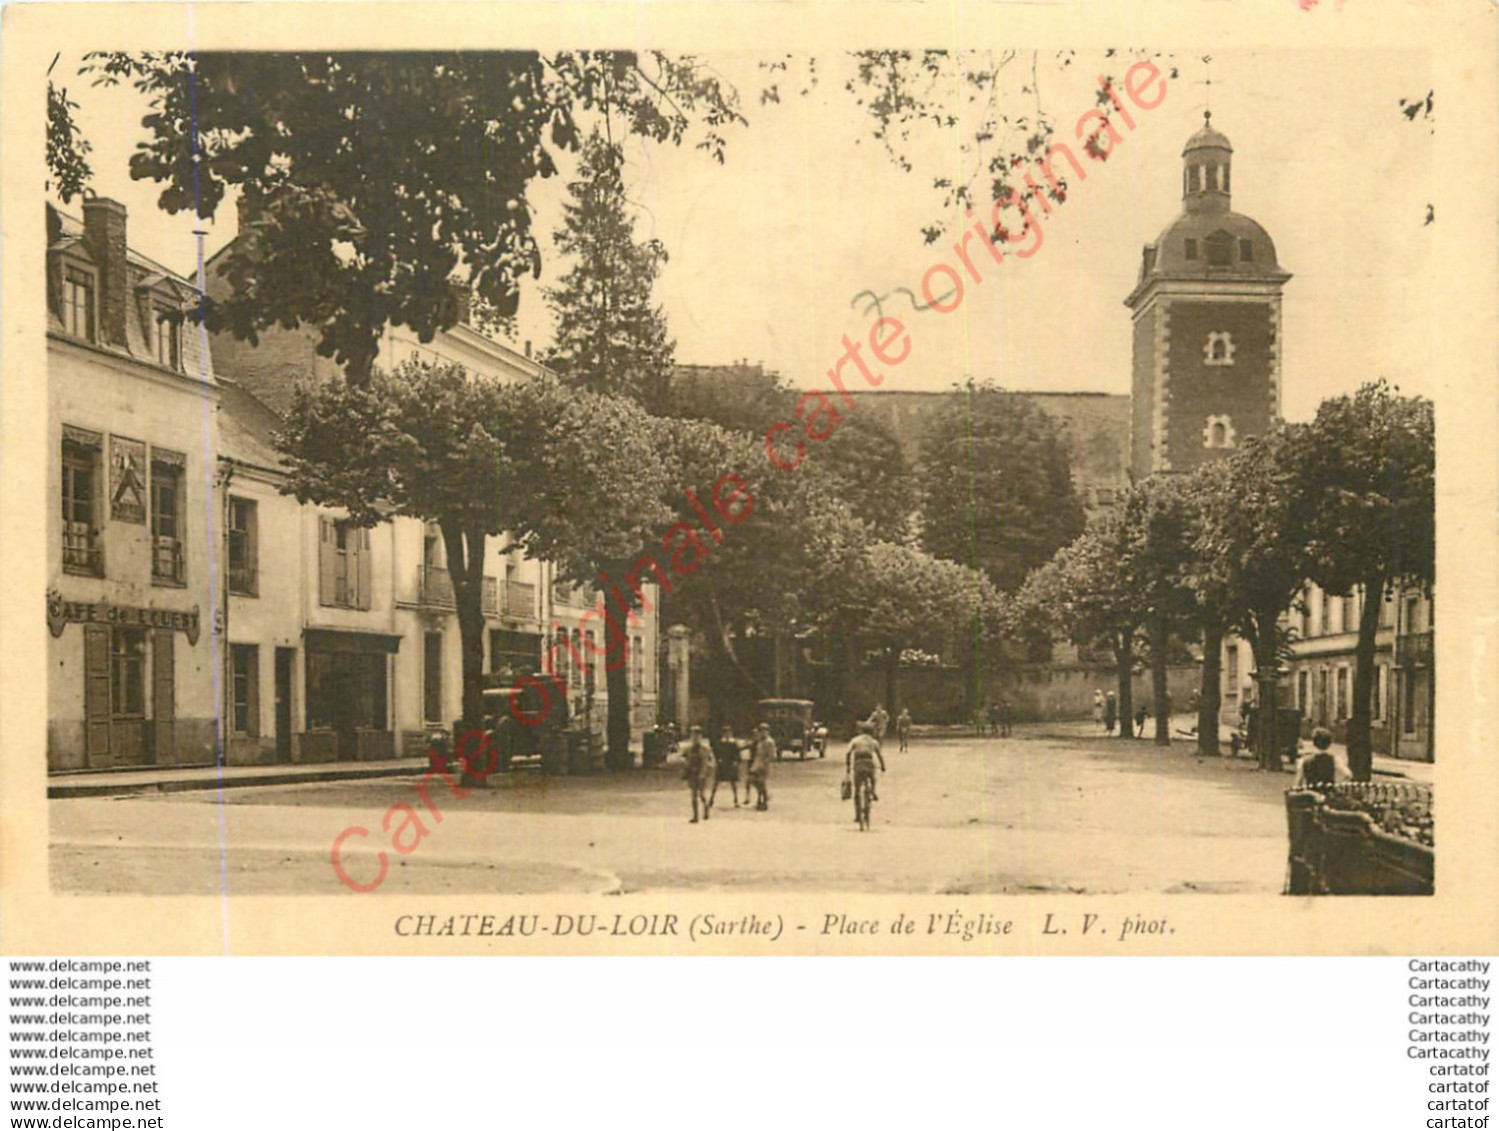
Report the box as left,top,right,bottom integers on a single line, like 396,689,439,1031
918,382,1086,594
85,50,743,380
542,133,676,413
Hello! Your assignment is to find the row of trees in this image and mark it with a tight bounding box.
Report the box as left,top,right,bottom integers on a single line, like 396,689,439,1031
1013,382,1434,781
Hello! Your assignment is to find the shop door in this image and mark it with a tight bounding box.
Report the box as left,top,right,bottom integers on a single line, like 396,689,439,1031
83,625,112,768
274,648,294,764
110,628,150,767
151,631,174,764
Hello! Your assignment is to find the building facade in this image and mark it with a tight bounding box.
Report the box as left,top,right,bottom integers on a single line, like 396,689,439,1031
45,200,220,771
208,291,661,767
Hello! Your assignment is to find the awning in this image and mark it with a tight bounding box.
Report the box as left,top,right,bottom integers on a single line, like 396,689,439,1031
304,628,403,655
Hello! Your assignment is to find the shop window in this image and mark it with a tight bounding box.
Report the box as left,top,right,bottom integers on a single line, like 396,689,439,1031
230,644,259,737
62,429,104,576
228,497,258,596
150,452,186,585
111,628,146,718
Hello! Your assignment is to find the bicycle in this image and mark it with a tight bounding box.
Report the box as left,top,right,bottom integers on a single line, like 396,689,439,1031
854,771,874,830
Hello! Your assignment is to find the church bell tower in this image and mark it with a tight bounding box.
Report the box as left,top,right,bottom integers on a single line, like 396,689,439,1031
1125,113,1291,480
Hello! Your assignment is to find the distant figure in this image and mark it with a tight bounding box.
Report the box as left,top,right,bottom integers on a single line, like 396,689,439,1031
1134,705,1149,739
986,702,1000,736
997,698,1013,738
681,726,716,823
1092,689,1106,729
869,705,890,740
1294,728,1351,788
748,723,775,810
895,708,912,752
1105,691,1118,735
712,724,742,809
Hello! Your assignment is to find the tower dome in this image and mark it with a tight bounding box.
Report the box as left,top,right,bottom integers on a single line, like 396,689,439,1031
1181,111,1233,214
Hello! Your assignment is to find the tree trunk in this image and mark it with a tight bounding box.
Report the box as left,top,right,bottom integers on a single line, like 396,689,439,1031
1197,623,1224,758
1249,610,1281,772
441,520,488,788
884,646,899,716
604,647,633,771
1114,632,1135,739
1149,612,1170,746
1346,575,1385,782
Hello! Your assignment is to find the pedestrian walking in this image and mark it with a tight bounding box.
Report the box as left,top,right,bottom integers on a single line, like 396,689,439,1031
1092,689,1105,729
1134,704,1149,739
748,723,775,810
869,704,890,741
712,724,742,809
1104,691,1117,735
680,726,716,823
895,708,912,752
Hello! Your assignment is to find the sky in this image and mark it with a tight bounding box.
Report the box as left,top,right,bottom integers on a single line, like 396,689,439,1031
56,46,1435,423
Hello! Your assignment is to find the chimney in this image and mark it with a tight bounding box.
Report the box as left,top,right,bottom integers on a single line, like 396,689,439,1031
524,340,532,359
82,197,129,346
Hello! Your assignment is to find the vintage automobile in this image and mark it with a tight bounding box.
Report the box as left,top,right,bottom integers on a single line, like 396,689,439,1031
757,698,827,760
480,680,568,772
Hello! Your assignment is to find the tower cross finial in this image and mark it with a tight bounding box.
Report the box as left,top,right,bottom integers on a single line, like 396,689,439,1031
1196,54,1215,120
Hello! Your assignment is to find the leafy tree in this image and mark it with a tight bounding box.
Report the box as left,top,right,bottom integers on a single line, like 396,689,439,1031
84,50,743,381
1297,381,1434,780
1117,475,1200,745
543,133,676,413
1194,428,1314,771
656,417,871,729
830,542,1001,716
1015,509,1145,738
764,50,1179,244
488,377,676,768
1176,458,1243,757
919,381,1086,594
277,360,506,774
801,408,921,538
661,363,796,437
46,80,92,203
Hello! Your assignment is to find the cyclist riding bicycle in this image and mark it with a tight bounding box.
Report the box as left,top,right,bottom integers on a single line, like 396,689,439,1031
845,721,886,808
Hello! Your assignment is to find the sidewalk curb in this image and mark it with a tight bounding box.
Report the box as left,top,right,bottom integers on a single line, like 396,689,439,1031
48,763,423,799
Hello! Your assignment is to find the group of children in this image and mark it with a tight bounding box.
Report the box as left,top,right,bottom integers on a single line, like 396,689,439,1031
679,723,776,823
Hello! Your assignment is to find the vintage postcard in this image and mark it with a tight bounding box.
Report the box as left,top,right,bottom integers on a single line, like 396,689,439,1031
1,0,1495,956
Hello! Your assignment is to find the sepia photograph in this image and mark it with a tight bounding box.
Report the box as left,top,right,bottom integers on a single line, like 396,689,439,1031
3,0,1492,957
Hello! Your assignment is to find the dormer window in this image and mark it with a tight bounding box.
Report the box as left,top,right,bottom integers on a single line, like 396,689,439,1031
64,268,96,342
1204,331,1236,366
1184,238,1198,261
153,308,182,371
1239,239,1254,263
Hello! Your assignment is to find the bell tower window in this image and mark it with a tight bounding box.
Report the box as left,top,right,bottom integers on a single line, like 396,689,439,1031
1203,415,1237,450
1204,331,1236,366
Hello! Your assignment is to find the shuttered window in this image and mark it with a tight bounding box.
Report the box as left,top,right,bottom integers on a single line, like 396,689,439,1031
319,517,372,609
228,497,258,596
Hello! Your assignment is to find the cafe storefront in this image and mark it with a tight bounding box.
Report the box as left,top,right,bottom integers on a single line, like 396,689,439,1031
46,592,214,771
